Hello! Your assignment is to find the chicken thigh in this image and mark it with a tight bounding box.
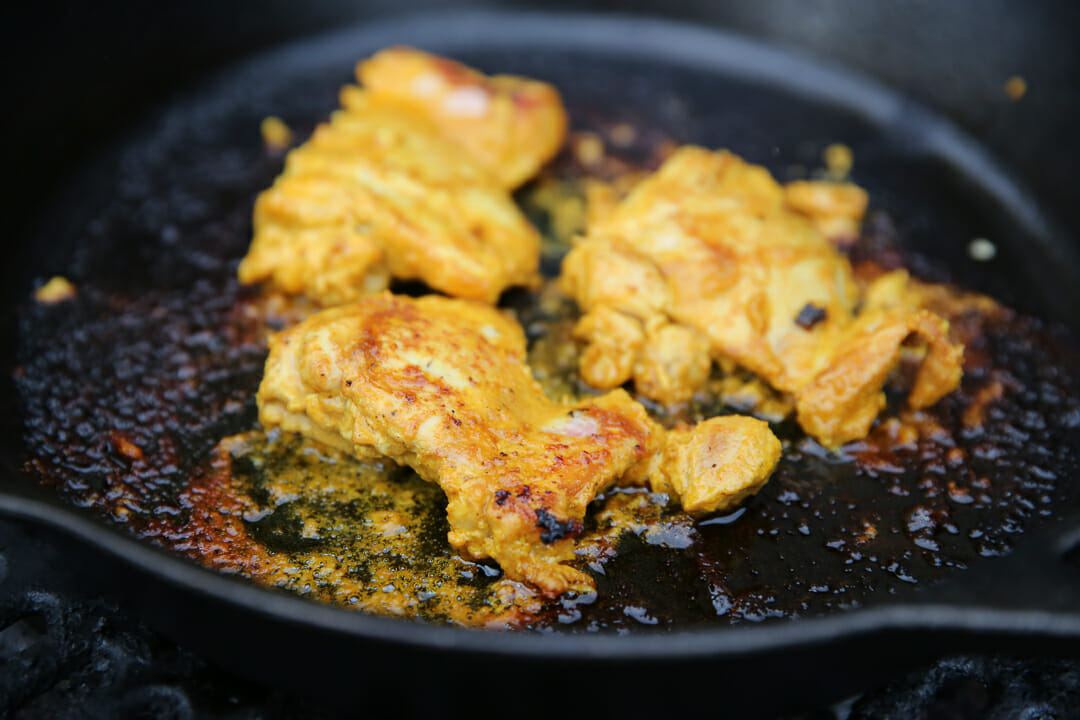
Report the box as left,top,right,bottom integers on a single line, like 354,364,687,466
239,48,567,306
257,293,780,596
560,146,963,448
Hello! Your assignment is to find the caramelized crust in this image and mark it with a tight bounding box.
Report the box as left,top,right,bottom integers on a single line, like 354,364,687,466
257,293,780,596
239,48,567,306
561,146,964,448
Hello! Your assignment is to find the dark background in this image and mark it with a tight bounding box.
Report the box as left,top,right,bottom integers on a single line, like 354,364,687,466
5,0,1079,250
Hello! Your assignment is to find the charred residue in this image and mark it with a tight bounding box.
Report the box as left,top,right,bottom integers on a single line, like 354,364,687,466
535,508,584,544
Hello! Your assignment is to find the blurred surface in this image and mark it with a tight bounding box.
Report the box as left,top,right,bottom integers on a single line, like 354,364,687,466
4,0,1079,246
2,515,1080,718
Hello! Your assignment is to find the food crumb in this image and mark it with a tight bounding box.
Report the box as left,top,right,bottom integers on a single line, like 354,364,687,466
823,143,853,180
856,521,878,544
301,518,322,540
1004,76,1027,101
609,122,636,147
261,116,294,151
968,237,997,262
573,132,605,166
110,431,144,461
34,276,76,304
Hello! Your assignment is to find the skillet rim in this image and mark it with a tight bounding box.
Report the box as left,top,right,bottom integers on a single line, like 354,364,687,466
4,8,1080,660
3,491,1080,660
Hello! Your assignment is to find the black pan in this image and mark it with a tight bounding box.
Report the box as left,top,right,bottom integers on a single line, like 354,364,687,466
4,11,1080,716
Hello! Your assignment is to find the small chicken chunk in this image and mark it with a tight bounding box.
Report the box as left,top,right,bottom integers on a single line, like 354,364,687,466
239,48,567,306
561,147,963,448
652,415,782,517
257,293,780,596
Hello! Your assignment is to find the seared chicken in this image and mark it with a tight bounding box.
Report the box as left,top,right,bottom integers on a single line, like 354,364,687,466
357,47,568,190
257,293,780,596
561,146,963,448
239,48,568,306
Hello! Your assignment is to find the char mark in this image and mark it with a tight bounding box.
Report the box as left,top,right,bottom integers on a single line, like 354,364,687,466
535,508,584,544
795,302,828,329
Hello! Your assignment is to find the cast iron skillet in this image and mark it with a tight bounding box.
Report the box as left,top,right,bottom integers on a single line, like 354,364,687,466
4,11,1080,715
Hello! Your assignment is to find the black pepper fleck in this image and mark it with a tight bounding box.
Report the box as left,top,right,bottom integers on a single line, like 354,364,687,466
795,303,828,329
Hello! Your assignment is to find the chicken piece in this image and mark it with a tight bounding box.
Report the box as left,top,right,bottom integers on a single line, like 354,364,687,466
257,293,780,596
651,415,783,516
561,146,964,448
784,180,869,243
238,49,567,307
358,47,568,190
796,306,962,444
571,308,712,405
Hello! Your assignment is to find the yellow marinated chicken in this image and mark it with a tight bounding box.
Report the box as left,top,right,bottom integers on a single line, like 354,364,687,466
784,179,868,242
257,293,780,597
561,146,963,448
238,48,568,306
357,47,568,190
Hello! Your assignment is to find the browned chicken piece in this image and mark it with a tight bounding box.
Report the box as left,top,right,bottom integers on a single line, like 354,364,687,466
560,146,964,449
257,293,780,597
358,47,568,190
238,48,567,306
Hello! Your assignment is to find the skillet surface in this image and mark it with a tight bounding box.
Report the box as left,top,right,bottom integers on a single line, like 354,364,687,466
4,9,1080,711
